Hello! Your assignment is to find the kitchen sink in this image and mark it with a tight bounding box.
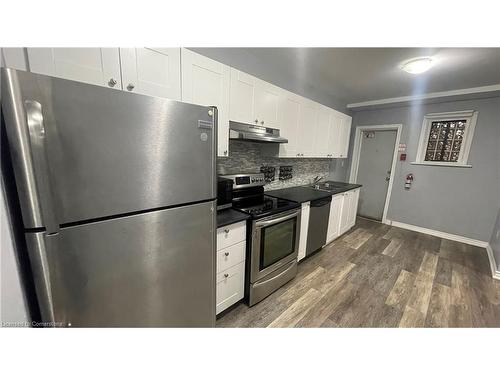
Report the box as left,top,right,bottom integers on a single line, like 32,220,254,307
310,181,350,192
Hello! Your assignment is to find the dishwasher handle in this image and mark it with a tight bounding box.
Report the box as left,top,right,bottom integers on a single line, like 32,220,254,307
310,196,332,207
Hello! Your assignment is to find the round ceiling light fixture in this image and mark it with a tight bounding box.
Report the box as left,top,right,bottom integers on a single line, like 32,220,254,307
400,57,433,74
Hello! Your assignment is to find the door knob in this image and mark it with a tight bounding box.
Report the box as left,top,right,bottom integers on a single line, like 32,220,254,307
108,78,117,87
127,83,135,91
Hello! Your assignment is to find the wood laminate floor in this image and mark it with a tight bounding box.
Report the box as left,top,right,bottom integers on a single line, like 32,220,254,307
217,217,500,328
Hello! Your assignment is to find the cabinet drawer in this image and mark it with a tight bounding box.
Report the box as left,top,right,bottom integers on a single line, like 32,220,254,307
217,240,246,274
216,261,245,314
217,221,246,250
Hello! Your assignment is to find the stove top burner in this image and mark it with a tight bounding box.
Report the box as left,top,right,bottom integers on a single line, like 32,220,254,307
234,195,300,219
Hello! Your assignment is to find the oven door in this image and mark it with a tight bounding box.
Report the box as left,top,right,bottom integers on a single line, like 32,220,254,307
250,209,301,283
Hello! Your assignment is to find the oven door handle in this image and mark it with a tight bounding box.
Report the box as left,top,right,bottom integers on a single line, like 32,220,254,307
255,210,299,228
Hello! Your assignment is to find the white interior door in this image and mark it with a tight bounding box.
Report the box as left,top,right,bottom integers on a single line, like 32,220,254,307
27,48,122,89
181,49,230,157
356,130,397,221
120,48,181,99
229,68,256,125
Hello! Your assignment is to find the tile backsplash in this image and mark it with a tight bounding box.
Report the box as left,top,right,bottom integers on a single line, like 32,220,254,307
217,141,332,190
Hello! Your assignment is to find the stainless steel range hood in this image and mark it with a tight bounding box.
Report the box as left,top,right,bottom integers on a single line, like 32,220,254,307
229,121,288,143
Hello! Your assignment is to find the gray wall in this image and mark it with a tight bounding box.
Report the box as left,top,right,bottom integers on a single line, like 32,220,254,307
349,96,500,242
490,209,500,269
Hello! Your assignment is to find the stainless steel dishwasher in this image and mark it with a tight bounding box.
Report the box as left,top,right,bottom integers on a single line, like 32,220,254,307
306,196,332,257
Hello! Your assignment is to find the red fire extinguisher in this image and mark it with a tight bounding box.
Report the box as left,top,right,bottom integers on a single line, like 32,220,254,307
405,173,414,190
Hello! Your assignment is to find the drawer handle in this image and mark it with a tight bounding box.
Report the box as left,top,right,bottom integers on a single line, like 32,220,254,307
224,273,229,278
224,252,229,256
224,229,230,234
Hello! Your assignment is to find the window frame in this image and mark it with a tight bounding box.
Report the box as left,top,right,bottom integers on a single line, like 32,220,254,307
413,110,478,167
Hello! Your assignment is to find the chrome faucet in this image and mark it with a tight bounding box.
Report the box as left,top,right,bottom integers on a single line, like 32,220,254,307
312,175,323,184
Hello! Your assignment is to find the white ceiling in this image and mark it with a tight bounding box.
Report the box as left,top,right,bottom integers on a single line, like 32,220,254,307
191,48,500,109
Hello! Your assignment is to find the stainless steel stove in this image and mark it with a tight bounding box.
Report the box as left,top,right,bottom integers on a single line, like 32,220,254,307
220,173,301,306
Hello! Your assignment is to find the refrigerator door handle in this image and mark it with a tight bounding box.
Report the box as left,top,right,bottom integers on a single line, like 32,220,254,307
26,233,56,324
25,100,59,233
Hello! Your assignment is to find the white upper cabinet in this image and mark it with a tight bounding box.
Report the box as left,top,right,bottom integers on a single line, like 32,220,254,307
229,68,282,128
296,98,318,157
338,115,352,158
229,68,257,125
27,48,122,89
278,92,301,157
314,105,332,158
254,79,282,128
181,49,230,157
120,48,181,100
2,48,29,71
328,111,343,157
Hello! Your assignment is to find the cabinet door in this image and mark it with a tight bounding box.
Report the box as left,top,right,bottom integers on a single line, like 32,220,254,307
297,98,318,157
229,68,257,125
216,261,245,314
254,80,282,128
120,48,181,99
348,188,360,227
27,48,122,89
314,105,331,158
278,92,301,157
338,115,352,158
181,49,230,157
327,194,343,243
328,112,343,157
298,202,310,261
339,193,351,235
2,48,28,71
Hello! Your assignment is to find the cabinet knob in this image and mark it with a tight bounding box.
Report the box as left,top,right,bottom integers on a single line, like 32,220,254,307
224,252,229,257
260,121,264,125
224,229,230,234
223,150,228,155
108,78,117,87
224,273,229,278
127,83,135,91
254,119,259,124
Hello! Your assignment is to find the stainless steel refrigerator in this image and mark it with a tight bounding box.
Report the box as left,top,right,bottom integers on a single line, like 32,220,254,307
1,68,217,327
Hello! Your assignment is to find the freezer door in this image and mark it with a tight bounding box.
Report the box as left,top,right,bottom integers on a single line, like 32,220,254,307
1,68,216,229
25,201,216,327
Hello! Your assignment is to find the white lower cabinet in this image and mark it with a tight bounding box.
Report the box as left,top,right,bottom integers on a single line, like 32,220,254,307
339,188,360,235
326,194,343,243
216,261,245,315
216,221,246,315
328,189,361,242
297,202,310,261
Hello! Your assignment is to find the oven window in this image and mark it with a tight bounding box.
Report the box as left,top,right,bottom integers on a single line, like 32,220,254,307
260,218,296,270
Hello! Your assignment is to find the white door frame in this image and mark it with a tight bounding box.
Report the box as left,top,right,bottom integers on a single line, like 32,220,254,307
349,124,402,225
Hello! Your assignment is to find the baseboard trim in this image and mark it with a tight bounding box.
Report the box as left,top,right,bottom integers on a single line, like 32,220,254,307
390,220,489,248
485,245,500,280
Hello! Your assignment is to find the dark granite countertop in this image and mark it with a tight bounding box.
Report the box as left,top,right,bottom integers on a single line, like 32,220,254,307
217,208,250,228
266,181,362,203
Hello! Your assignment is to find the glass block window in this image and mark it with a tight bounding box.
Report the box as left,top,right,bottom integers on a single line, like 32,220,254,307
424,120,466,162
415,111,477,167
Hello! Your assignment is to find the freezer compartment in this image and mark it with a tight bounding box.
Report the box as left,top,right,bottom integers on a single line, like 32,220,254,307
1,68,216,229
26,201,216,327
